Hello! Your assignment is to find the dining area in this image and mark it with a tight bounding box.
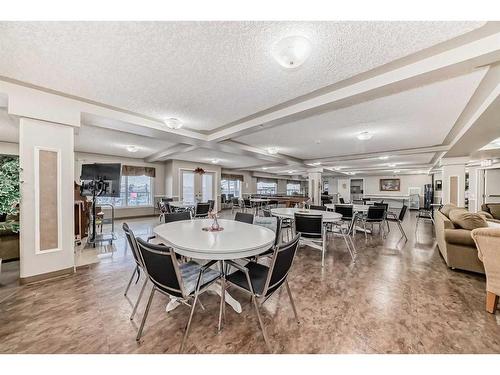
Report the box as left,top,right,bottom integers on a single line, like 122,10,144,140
121,195,410,353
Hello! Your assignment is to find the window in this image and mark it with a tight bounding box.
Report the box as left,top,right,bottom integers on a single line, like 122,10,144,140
182,171,195,202
257,179,277,195
286,181,301,195
97,175,153,207
221,179,241,198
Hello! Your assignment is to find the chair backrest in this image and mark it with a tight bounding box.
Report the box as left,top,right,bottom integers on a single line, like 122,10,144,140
243,198,252,207
253,216,282,246
374,202,389,212
136,238,184,298
367,206,386,220
207,200,215,211
263,234,301,297
164,211,191,223
122,222,143,268
157,201,168,213
195,203,210,216
235,212,254,224
362,198,371,205
294,213,323,238
231,197,240,206
339,197,345,204
262,208,272,217
334,204,353,219
309,204,326,211
398,205,408,222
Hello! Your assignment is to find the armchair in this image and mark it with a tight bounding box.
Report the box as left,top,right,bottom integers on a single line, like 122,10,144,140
471,227,500,313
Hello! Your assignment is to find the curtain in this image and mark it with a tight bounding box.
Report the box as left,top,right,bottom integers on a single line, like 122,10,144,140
257,177,278,184
221,173,244,181
121,165,156,178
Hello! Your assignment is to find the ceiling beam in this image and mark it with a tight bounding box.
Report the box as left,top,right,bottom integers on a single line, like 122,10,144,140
144,144,197,163
207,27,500,142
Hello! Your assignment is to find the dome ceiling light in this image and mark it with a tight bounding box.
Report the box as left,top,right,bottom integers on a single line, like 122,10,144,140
164,118,182,130
271,36,312,69
357,131,373,140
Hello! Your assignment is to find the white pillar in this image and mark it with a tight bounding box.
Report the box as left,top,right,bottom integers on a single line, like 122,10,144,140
441,157,467,207
19,118,75,283
308,170,322,205
467,166,480,212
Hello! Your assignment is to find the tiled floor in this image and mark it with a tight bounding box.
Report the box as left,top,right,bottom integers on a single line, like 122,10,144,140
0,209,498,354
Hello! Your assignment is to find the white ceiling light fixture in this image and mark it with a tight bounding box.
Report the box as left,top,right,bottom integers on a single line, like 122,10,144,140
378,155,389,160
308,162,321,166
267,147,279,155
387,163,397,168
211,159,219,164
262,167,268,170
345,171,357,175
333,167,343,171
126,145,139,153
271,36,312,69
394,170,401,173
357,131,373,140
164,118,182,130
288,170,295,174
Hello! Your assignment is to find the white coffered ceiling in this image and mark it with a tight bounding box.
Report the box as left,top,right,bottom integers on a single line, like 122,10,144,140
0,21,499,175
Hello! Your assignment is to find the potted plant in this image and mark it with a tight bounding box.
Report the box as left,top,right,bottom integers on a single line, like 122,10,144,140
0,157,21,233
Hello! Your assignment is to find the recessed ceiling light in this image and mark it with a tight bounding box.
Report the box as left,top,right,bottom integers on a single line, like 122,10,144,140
345,171,356,175
387,163,397,168
271,36,312,69
394,170,401,173
333,167,343,171
211,159,219,164
357,131,373,140
378,155,389,160
126,145,139,153
262,167,268,170
164,118,182,130
288,170,294,174
267,147,279,155
308,162,321,166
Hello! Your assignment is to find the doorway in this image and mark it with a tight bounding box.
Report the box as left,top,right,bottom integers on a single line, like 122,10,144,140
180,169,216,205
350,178,364,202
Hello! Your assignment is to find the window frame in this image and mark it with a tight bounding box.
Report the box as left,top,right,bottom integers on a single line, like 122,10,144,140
96,174,154,208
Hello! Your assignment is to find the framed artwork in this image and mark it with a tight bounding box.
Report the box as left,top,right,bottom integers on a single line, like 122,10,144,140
435,180,442,191
379,178,400,192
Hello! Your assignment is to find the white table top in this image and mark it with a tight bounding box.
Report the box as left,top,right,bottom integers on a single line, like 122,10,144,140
153,219,275,260
270,208,342,222
169,201,196,208
325,203,368,212
250,198,270,203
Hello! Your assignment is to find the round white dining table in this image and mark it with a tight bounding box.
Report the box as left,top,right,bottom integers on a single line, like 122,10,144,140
153,219,275,315
324,203,368,213
154,219,275,259
250,198,270,203
270,207,342,222
169,201,196,209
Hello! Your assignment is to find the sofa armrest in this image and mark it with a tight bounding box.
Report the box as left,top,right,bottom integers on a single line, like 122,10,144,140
471,228,500,293
478,211,494,220
444,228,476,247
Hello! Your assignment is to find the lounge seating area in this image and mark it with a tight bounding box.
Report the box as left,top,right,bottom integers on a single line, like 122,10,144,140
0,9,500,372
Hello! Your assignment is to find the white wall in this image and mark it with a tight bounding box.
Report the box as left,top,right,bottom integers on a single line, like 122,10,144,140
442,164,466,206
0,141,19,155
75,152,166,218
19,118,75,279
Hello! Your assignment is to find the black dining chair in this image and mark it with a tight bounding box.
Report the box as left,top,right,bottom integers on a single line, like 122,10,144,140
262,208,272,217
207,199,215,212
339,197,345,204
334,204,355,234
386,205,408,242
164,211,192,223
134,238,221,352
359,206,387,239
223,234,301,352
243,198,253,213
194,202,210,218
231,197,243,213
294,213,326,267
235,212,254,224
123,223,151,321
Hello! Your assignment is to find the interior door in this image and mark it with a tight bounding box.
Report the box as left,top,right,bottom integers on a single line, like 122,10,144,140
485,168,500,203
180,170,215,204
180,170,195,202
201,172,214,202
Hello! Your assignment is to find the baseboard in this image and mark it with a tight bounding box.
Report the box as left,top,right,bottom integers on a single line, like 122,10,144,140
20,267,74,285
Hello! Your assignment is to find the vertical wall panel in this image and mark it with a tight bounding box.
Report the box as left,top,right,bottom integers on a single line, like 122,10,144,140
38,150,59,251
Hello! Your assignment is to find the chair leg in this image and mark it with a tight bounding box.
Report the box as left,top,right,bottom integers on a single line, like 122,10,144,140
342,230,355,261
486,291,499,314
130,278,148,320
363,221,367,240
321,232,326,267
124,266,138,296
180,273,203,353
397,221,408,242
285,281,300,324
136,286,155,341
244,270,271,352
218,272,226,332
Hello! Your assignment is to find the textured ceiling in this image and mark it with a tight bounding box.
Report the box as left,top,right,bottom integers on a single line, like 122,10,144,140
0,21,484,131
235,69,487,159
172,147,268,169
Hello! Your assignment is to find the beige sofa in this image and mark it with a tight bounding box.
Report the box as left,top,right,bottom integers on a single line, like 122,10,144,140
480,203,500,222
434,205,485,274
471,227,500,313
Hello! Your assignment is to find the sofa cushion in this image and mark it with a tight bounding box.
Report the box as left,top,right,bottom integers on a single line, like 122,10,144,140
449,209,488,231
444,228,476,247
440,204,457,218
488,204,500,220
478,211,494,220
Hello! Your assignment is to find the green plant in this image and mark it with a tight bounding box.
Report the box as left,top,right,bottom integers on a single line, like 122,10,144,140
0,157,21,232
